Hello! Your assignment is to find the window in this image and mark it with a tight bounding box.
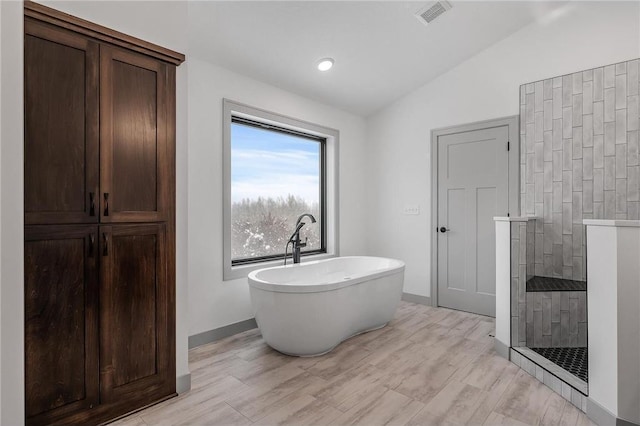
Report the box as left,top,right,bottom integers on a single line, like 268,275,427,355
230,117,325,263
223,100,339,280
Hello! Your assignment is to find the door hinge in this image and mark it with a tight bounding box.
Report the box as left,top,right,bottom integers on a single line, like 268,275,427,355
507,212,510,217
507,141,510,151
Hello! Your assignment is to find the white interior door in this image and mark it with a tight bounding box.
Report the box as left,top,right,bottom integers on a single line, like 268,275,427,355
437,126,509,317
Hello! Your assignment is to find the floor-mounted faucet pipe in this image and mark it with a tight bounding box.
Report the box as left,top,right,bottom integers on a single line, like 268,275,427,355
284,213,317,265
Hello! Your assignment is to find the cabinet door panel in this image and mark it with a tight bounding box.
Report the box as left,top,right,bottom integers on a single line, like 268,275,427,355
24,20,99,225
25,225,99,425
100,46,168,222
100,224,174,402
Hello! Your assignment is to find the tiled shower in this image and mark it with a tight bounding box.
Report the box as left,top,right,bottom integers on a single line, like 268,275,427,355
513,58,639,387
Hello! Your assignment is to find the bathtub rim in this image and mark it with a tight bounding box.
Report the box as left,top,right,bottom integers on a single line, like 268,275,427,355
247,255,405,294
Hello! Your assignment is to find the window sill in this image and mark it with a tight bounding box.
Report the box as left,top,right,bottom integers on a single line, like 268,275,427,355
223,252,337,281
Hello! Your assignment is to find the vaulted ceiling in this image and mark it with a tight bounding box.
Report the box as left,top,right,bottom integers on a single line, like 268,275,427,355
188,1,567,116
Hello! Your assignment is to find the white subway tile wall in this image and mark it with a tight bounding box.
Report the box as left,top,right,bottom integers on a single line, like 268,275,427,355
520,59,640,281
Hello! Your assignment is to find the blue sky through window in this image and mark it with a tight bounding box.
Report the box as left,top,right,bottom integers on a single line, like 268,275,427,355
231,122,321,205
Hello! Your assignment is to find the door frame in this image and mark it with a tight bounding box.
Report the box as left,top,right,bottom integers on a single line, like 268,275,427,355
430,115,520,310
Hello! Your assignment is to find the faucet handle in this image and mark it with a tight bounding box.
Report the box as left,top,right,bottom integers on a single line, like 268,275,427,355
299,237,308,248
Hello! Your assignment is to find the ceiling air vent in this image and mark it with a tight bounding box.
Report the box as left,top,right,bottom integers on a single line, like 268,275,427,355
415,1,453,25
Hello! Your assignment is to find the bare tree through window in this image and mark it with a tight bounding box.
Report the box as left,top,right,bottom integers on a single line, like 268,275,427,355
230,119,324,262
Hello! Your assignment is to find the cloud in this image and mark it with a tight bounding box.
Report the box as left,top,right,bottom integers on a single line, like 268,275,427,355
232,148,320,204
232,148,319,178
231,122,322,204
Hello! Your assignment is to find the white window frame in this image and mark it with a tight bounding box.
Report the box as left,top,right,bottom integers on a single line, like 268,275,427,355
222,99,340,281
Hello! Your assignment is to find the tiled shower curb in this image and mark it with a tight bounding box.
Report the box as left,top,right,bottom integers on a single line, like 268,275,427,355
509,347,640,425
509,348,587,413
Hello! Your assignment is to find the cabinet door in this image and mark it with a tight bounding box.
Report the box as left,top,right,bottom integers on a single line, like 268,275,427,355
99,224,175,404
100,45,170,223
25,225,99,425
24,20,99,225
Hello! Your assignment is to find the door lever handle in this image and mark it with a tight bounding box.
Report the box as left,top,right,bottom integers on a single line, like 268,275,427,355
439,227,450,233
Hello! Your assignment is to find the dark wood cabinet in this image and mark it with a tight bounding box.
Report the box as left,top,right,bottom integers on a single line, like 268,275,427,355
99,224,174,403
100,46,170,223
25,225,99,424
23,3,184,425
24,20,99,225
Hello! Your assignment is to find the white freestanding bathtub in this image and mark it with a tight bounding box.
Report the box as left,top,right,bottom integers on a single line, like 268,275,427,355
247,256,405,356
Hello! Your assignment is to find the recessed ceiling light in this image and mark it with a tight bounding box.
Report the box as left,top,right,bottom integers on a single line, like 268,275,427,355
317,58,334,71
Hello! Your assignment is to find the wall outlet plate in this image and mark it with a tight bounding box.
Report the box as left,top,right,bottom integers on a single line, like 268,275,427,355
403,205,420,215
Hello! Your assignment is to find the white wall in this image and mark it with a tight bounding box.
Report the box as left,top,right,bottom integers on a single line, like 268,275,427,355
187,58,368,336
365,1,640,298
616,225,640,423
586,224,618,416
0,1,24,423
494,219,511,347
585,221,640,422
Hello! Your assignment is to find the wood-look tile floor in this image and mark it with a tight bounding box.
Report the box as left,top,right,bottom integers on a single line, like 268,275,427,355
112,302,594,426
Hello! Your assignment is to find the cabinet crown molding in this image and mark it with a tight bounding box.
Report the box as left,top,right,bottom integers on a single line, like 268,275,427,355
25,0,186,66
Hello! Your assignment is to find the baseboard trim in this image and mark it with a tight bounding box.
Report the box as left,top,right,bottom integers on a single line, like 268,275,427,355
176,372,191,394
401,293,431,306
494,339,509,359
188,318,258,349
587,398,640,426
587,398,617,425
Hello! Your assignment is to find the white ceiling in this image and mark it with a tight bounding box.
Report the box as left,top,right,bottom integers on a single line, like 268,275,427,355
188,1,565,117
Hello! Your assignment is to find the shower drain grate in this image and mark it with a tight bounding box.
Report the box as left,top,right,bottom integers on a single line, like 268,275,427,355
530,347,588,383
